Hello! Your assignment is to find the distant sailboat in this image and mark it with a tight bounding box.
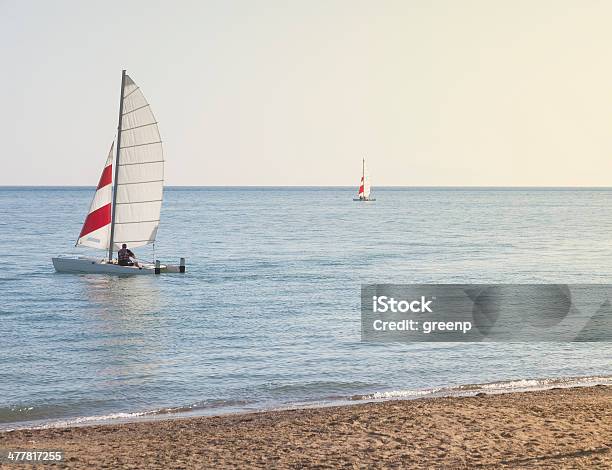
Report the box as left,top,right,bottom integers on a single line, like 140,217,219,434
52,70,185,274
353,158,376,201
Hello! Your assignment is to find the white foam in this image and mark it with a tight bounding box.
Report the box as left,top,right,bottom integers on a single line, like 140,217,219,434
479,376,612,392
480,379,544,390
365,388,441,400
7,410,157,432
355,375,612,403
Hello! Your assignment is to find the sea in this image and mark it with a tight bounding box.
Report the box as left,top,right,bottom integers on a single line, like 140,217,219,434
0,187,610,430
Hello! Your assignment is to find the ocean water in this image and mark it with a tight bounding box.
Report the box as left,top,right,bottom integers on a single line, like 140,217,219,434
0,187,610,430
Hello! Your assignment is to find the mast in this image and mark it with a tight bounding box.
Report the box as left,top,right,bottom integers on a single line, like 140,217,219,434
108,69,126,261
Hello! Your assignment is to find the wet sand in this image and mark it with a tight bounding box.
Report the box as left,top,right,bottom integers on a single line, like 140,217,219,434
1,386,610,469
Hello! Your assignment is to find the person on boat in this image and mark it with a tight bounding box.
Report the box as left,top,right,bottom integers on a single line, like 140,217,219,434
118,244,139,267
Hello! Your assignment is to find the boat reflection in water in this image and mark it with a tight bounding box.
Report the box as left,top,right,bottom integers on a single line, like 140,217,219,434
74,275,171,392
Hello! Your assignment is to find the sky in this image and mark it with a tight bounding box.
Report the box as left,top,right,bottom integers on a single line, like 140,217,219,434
2,0,612,186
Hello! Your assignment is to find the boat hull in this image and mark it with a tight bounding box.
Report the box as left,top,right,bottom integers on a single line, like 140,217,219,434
353,198,376,201
52,257,157,275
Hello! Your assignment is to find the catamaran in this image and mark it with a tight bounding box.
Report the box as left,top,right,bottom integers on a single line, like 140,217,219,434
353,158,376,201
52,70,185,275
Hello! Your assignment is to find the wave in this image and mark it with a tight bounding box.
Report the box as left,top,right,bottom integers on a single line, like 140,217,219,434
2,375,610,432
0,398,256,432
352,375,612,402
356,388,443,400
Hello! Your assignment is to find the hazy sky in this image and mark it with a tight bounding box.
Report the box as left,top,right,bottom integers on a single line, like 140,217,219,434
2,0,612,186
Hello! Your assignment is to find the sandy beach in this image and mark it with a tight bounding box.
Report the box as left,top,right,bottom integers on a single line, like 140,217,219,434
1,385,610,469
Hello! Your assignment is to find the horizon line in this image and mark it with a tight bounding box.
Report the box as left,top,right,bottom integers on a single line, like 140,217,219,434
4,184,612,189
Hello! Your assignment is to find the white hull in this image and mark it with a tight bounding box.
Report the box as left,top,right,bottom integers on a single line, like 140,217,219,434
52,256,183,275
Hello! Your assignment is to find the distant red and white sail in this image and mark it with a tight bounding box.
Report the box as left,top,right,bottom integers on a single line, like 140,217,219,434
76,144,114,249
357,159,371,199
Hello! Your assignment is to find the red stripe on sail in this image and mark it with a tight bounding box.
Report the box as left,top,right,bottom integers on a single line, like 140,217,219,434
79,203,111,238
97,164,113,189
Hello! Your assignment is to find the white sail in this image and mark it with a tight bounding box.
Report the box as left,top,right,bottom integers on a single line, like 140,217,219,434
76,144,114,249
112,74,164,250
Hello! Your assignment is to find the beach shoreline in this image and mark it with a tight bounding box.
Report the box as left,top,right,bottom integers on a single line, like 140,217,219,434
1,385,609,468
4,374,610,433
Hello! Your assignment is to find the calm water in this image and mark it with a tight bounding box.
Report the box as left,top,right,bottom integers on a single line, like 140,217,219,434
0,187,610,429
